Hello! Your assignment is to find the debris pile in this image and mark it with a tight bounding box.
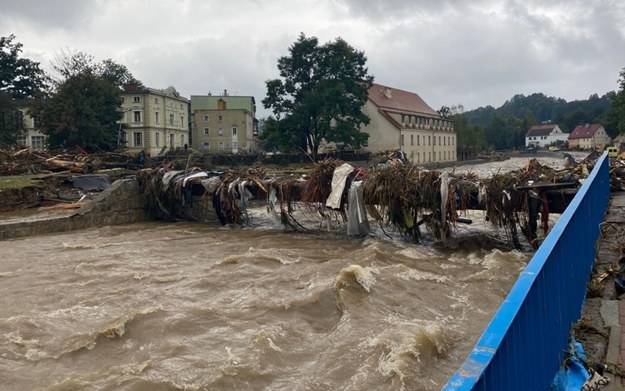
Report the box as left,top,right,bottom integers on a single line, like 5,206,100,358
0,147,143,175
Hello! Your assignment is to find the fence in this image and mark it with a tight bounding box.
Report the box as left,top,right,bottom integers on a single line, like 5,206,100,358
443,152,611,390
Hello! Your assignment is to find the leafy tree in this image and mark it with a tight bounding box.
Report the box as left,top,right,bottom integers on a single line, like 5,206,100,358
612,67,625,135
0,34,49,146
262,33,374,160
31,51,140,152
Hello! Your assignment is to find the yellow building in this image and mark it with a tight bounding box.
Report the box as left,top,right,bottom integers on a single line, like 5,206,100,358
190,91,258,154
361,83,456,164
120,84,189,156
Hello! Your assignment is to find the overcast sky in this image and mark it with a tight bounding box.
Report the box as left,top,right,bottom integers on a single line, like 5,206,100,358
2,0,624,118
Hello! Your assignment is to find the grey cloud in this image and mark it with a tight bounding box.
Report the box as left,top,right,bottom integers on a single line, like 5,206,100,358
0,0,96,29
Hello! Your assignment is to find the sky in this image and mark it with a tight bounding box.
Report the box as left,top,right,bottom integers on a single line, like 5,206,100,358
2,0,624,118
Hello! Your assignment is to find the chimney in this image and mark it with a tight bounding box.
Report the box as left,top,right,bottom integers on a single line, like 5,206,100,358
383,88,392,99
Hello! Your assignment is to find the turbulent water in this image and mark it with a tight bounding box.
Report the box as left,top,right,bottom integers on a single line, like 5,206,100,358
0,153,584,390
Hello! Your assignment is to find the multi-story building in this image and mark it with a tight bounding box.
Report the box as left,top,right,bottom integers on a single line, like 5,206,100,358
360,83,456,164
568,123,611,150
120,84,189,156
13,102,47,150
190,90,258,154
525,124,568,148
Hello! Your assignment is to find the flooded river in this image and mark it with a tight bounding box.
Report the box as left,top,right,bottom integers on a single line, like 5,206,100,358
0,153,583,390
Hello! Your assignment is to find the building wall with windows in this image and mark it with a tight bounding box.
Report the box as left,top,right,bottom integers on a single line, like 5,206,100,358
15,106,47,150
120,84,189,156
190,93,258,154
360,84,456,164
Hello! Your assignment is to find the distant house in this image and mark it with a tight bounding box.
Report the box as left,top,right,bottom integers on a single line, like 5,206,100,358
14,102,47,150
190,91,258,154
525,124,568,148
613,134,625,151
120,83,190,156
359,83,456,164
568,124,611,150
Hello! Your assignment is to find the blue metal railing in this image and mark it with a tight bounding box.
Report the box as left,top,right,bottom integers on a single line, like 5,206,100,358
444,152,611,390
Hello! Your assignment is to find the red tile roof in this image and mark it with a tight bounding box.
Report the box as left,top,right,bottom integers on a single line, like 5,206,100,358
526,124,558,137
569,124,603,139
367,83,439,117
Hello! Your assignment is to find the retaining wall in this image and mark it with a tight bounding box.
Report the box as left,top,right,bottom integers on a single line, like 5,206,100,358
0,178,151,240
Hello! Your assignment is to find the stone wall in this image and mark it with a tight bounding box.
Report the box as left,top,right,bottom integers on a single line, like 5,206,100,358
0,178,152,240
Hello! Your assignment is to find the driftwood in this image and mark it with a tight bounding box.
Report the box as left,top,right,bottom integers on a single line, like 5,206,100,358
45,158,93,174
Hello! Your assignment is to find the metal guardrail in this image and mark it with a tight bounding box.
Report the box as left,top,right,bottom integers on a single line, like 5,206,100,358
443,152,611,390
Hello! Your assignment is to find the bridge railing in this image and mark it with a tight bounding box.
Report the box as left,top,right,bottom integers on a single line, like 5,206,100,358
443,152,611,391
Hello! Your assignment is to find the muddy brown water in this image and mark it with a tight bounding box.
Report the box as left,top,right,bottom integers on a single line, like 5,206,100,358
0,153,586,390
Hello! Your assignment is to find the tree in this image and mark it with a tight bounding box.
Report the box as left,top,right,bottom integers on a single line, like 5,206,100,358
612,67,625,135
31,51,140,152
262,33,374,160
0,34,49,146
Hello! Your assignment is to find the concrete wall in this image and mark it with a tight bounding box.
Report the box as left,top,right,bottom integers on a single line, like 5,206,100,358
0,178,152,240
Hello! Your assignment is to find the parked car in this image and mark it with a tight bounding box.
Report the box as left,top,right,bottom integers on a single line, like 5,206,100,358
549,146,560,152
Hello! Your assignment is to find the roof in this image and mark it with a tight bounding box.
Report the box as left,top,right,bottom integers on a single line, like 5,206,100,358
191,95,256,113
569,124,604,139
367,83,439,117
526,124,558,137
122,83,188,101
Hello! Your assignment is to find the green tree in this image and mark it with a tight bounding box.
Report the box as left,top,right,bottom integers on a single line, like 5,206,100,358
0,34,49,146
31,51,139,152
262,33,374,161
612,67,625,135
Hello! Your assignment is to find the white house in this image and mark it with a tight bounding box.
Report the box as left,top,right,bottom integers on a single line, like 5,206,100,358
525,124,568,148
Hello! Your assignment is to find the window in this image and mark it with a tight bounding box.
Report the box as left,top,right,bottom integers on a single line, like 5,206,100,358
428,136,431,145
16,134,26,146
232,127,238,136
133,111,141,123
218,141,225,150
203,141,209,150
180,104,183,109
155,112,159,124
181,116,184,127
31,136,45,150
133,132,143,147
169,114,174,125
203,115,209,122
417,135,420,146
155,132,160,147
410,134,414,146
133,96,140,103
204,128,210,135
169,134,174,147
218,115,223,122
232,141,238,150
218,128,224,135
155,97,159,104
181,135,185,146
401,134,404,146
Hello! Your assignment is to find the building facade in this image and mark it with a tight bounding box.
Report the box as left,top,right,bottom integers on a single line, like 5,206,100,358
190,91,258,154
525,124,568,148
568,123,611,150
360,83,455,164
15,105,47,150
120,84,189,156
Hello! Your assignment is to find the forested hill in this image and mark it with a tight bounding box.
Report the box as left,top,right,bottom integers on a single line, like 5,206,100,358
463,92,615,135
